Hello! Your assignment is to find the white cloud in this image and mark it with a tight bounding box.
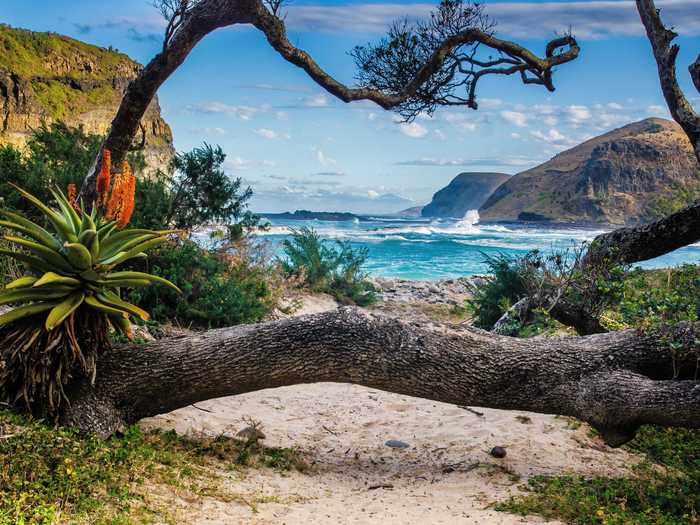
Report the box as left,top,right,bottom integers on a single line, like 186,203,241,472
396,157,537,167
254,128,278,140
367,190,380,199
304,93,330,107
276,111,289,121
315,148,337,167
225,157,276,171
607,102,624,110
566,105,592,125
500,110,528,127
434,129,447,141
398,121,429,138
530,128,575,147
283,1,700,39
647,104,668,115
254,128,290,140
187,102,259,121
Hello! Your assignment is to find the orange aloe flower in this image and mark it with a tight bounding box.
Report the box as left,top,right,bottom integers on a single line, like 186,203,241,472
116,161,136,228
105,160,136,228
67,183,81,214
96,149,111,208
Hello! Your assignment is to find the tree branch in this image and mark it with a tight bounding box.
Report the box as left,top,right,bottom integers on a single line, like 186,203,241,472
79,0,579,202
254,7,578,116
584,201,700,267
59,308,700,447
636,0,700,162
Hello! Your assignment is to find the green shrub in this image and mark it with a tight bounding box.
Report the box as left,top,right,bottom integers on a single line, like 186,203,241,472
128,239,275,328
467,252,533,329
496,425,700,524
617,265,700,329
280,227,376,306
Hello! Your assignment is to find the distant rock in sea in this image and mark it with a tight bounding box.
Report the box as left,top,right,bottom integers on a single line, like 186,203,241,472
261,210,362,222
421,172,511,218
479,118,699,225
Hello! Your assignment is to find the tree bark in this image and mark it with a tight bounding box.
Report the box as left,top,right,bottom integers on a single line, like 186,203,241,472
59,308,700,448
584,201,700,268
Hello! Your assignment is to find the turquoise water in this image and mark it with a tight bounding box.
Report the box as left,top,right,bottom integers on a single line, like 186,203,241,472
255,211,700,280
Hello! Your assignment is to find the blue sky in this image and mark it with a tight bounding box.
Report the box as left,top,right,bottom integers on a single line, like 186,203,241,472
2,0,699,213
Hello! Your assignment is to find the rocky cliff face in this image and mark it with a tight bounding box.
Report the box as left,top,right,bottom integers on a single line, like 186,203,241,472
480,118,700,225
422,172,510,218
0,25,174,174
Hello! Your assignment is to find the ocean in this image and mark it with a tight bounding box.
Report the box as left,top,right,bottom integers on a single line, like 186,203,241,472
253,211,700,280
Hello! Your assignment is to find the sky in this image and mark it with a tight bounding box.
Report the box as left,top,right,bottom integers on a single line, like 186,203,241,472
2,0,700,214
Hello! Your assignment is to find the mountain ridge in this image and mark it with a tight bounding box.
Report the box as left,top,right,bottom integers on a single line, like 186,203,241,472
422,172,511,218
479,118,699,225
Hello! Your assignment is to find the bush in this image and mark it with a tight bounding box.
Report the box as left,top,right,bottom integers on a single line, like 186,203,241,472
128,239,275,328
496,425,700,524
468,252,534,329
280,227,376,306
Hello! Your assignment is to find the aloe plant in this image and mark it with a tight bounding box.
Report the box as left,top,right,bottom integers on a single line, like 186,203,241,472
0,153,179,416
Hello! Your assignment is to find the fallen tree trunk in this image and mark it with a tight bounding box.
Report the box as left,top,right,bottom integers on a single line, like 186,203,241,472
60,308,700,448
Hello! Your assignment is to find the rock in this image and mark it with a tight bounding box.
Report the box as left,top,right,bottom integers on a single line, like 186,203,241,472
489,446,507,458
422,172,511,218
237,426,266,441
0,25,174,175
385,439,410,449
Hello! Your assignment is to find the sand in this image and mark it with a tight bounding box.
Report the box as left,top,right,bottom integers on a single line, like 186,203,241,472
139,294,641,525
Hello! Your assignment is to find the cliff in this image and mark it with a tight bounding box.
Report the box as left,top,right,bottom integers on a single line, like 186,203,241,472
0,24,174,174
479,118,700,225
421,172,510,218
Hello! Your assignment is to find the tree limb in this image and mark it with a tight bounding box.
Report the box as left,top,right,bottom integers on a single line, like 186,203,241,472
636,0,700,162
691,54,700,94
79,0,579,202
59,308,700,447
584,201,700,267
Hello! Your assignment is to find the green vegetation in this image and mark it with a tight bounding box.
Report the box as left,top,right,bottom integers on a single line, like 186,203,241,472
1,123,276,333
280,226,376,306
467,252,531,330
0,165,178,417
472,250,700,524
0,24,131,78
0,409,307,524
648,176,700,220
497,426,700,524
130,143,261,236
128,239,276,329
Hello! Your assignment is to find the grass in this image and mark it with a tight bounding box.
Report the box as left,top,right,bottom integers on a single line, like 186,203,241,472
0,24,131,78
0,410,308,524
495,426,700,524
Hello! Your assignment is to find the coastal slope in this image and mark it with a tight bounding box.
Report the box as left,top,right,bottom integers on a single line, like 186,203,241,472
0,24,174,174
480,118,699,225
422,172,510,218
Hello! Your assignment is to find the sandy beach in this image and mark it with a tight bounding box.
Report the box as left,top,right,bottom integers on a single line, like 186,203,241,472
139,288,642,524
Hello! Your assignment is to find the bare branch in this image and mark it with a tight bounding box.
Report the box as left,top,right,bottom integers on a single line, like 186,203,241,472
80,0,579,202
253,2,578,120
636,0,700,162
691,53,700,94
